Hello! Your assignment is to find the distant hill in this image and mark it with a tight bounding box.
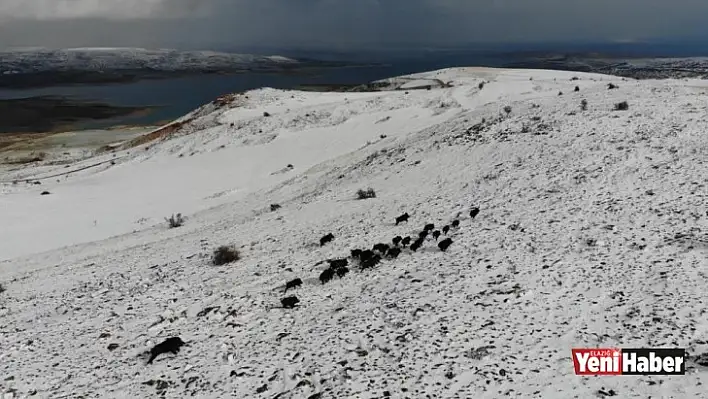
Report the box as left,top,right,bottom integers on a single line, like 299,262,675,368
504,54,708,79
0,47,349,89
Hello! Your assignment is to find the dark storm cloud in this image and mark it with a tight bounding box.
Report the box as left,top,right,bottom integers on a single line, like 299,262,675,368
0,0,707,49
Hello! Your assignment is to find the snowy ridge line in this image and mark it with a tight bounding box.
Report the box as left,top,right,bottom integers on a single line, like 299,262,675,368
0,47,301,73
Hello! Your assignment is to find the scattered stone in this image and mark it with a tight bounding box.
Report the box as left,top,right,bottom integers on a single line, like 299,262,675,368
693,353,708,367
355,348,368,357
142,379,171,393
597,388,617,397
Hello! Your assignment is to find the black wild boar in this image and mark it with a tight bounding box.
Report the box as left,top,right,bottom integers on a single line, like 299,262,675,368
281,296,300,309
147,337,185,364
319,268,335,284
395,213,410,225
438,238,453,252
320,233,335,246
469,207,480,219
284,278,303,293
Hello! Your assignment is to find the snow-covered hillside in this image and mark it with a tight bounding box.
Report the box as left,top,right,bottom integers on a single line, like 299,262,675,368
1,67,707,398
0,47,299,73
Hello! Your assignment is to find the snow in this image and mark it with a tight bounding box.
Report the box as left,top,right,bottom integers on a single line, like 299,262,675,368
1,67,707,398
0,47,300,74
65,47,153,52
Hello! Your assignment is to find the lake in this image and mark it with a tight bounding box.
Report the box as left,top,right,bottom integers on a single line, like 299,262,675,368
0,54,511,130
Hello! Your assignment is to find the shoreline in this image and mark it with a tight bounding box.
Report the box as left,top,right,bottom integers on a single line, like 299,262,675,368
0,95,159,135
0,124,161,165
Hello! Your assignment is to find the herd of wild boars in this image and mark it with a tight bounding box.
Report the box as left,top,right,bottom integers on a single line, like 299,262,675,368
146,207,482,365
279,207,481,309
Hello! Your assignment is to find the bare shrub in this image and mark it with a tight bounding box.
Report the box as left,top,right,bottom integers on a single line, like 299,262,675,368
213,246,240,265
356,188,376,200
0,283,5,294
614,101,629,111
574,86,580,92
580,99,588,111
270,204,281,212
503,105,512,115
165,213,184,228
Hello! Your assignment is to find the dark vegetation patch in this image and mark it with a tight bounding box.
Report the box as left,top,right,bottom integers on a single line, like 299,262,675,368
614,101,629,111
356,188,376,200
165,213,184,228
212,246,240,265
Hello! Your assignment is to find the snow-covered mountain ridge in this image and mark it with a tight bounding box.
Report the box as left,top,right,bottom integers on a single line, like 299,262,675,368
0,47,345,89
0,47,299,73
507,55,708,80
0,67,706,398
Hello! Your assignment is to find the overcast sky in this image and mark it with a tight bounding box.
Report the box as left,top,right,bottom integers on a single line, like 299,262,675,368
0,0,706,50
